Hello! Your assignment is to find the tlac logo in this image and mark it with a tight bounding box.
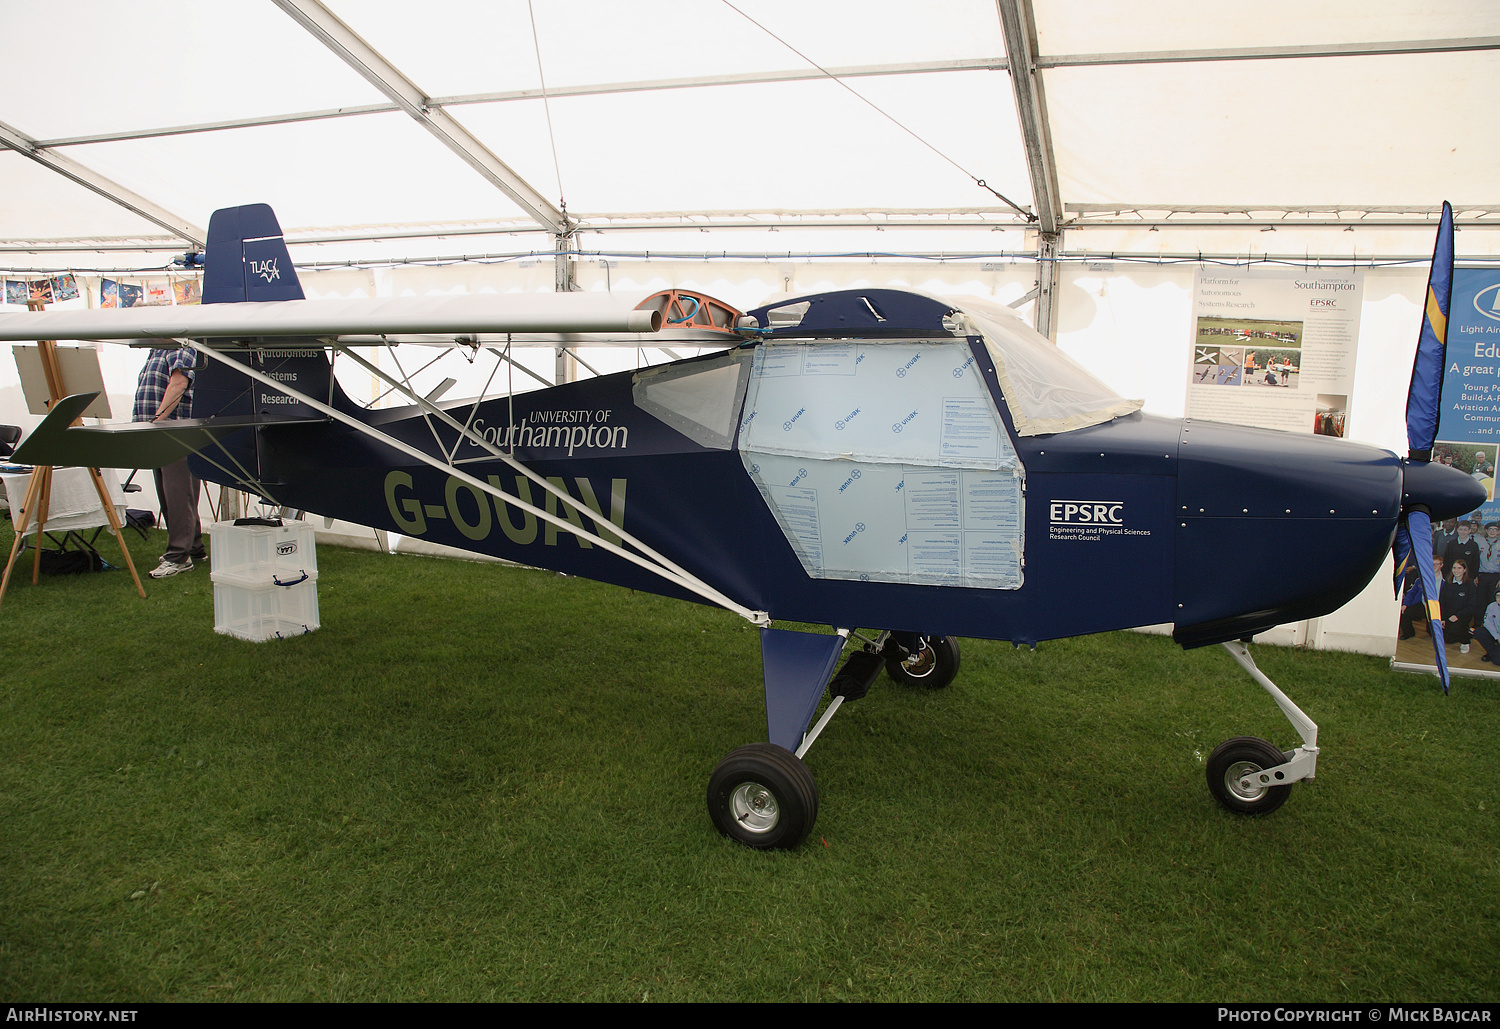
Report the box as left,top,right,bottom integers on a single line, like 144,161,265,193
1473,283,1500,323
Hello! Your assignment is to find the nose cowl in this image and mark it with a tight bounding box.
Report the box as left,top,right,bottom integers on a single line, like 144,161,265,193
1402,459,1489,520
1171,421,1402,647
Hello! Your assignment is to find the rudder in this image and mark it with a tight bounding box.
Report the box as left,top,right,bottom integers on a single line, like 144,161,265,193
202,203,306,305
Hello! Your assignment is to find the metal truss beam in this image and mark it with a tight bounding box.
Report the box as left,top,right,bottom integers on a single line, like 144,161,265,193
0,120,205,247
32,58,1009,150
1041,36,1500,69
26,36,1500,152
9,205,1498,256
996,0,1060,238
7,243,1499,272
997,0,1061,338
272,0,568,234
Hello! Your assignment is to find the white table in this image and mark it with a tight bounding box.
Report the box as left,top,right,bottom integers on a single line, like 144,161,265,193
0,467,129,538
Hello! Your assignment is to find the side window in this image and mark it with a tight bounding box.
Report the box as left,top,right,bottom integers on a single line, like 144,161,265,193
632,351,751,450
738,340,1025,589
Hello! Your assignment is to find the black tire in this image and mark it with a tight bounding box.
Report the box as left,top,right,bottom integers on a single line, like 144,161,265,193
884,635,961,689
1206,736,1293,815
706,743,819,850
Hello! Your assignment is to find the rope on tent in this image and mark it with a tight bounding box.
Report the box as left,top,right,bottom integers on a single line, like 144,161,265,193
528,0,569,222
718,0,1034,221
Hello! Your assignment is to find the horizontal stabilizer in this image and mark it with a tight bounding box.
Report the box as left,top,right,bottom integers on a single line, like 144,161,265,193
12,393,265,470
0,293,665,343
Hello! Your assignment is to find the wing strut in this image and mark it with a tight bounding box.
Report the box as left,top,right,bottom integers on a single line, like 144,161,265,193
181,340,769,627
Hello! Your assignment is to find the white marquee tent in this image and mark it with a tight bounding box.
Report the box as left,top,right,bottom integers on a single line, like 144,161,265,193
3,0,1498,652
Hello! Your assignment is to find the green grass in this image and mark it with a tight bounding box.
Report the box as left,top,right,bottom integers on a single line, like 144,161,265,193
1,522,1496,1002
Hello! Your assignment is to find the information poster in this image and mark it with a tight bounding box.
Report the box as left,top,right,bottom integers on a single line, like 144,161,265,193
1187,267,1363,436
1397,268,1500,675
1438,268,1500,522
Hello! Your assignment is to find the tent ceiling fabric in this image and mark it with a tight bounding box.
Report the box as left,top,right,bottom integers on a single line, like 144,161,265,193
1,0,1497,268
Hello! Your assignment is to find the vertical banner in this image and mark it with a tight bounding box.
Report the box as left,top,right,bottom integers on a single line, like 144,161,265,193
1187,267,1363,435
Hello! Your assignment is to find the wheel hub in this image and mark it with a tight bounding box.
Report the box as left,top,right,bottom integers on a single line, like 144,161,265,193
902,643,935,676
1225,760,1269,802
729,781,780,833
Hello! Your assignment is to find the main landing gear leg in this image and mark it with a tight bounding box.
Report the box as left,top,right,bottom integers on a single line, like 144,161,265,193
707,627,886,850
1206,640,1320,815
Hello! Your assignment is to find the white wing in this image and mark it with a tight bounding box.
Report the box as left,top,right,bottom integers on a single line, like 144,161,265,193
0,292,671,343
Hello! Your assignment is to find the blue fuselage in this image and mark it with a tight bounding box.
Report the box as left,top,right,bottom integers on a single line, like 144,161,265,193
195,338,1430,650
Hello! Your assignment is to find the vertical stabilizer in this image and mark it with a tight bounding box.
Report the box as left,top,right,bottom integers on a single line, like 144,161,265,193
192,204,324,495
202,203,305,305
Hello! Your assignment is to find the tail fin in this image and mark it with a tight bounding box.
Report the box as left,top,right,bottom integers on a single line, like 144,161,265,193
195,202,330,423
192,204,333,495
202,203,305,304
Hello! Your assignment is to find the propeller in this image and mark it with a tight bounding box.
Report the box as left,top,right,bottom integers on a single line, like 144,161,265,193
1394,509,1449,691
1393,202,1472,694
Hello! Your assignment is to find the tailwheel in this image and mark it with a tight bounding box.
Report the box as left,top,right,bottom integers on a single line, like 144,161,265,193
1206,736,1293,815
884,634,961,689
707,743,819,850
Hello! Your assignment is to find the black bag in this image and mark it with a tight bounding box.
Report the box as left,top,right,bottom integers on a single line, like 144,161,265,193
37,547,104,575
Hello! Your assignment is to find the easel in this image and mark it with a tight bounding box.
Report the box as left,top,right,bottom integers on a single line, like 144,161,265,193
0,299,146,610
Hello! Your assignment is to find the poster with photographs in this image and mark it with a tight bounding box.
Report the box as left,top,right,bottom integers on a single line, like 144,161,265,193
1187,268,1362,435
1398,268,1500,675
2,274,80,304
172,278,201,305
101,279,145,308
50,273,79,302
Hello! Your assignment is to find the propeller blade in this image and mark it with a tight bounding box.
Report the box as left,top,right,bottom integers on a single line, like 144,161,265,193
1394,517,1415,598
1405,202,1454,461
1402,509,1451,694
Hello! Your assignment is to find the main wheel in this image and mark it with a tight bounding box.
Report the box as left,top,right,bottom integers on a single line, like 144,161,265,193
884,635,961,689
1206,736,1293,815
706,743,819,850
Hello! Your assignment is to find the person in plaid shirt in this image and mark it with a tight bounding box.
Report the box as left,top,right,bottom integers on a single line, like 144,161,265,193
133,343,204,578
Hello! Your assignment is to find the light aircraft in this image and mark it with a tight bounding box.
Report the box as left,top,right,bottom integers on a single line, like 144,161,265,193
1,203,1481,849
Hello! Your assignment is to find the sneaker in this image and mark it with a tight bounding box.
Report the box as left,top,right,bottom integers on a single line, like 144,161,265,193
1461,643,1470,654
148,557,193,579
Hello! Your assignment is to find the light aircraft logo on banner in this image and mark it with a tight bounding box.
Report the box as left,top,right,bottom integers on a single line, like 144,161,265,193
0,203,1482,849
1472,282,1500,322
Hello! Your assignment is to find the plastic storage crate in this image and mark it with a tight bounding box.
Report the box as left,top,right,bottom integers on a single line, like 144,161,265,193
209,519,318,580
209,520,320,641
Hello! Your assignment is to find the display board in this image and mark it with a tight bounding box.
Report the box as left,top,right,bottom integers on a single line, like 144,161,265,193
13,344,111,418
1187,267,1363,437
1392,268,1500,677
1438,268,1500,523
